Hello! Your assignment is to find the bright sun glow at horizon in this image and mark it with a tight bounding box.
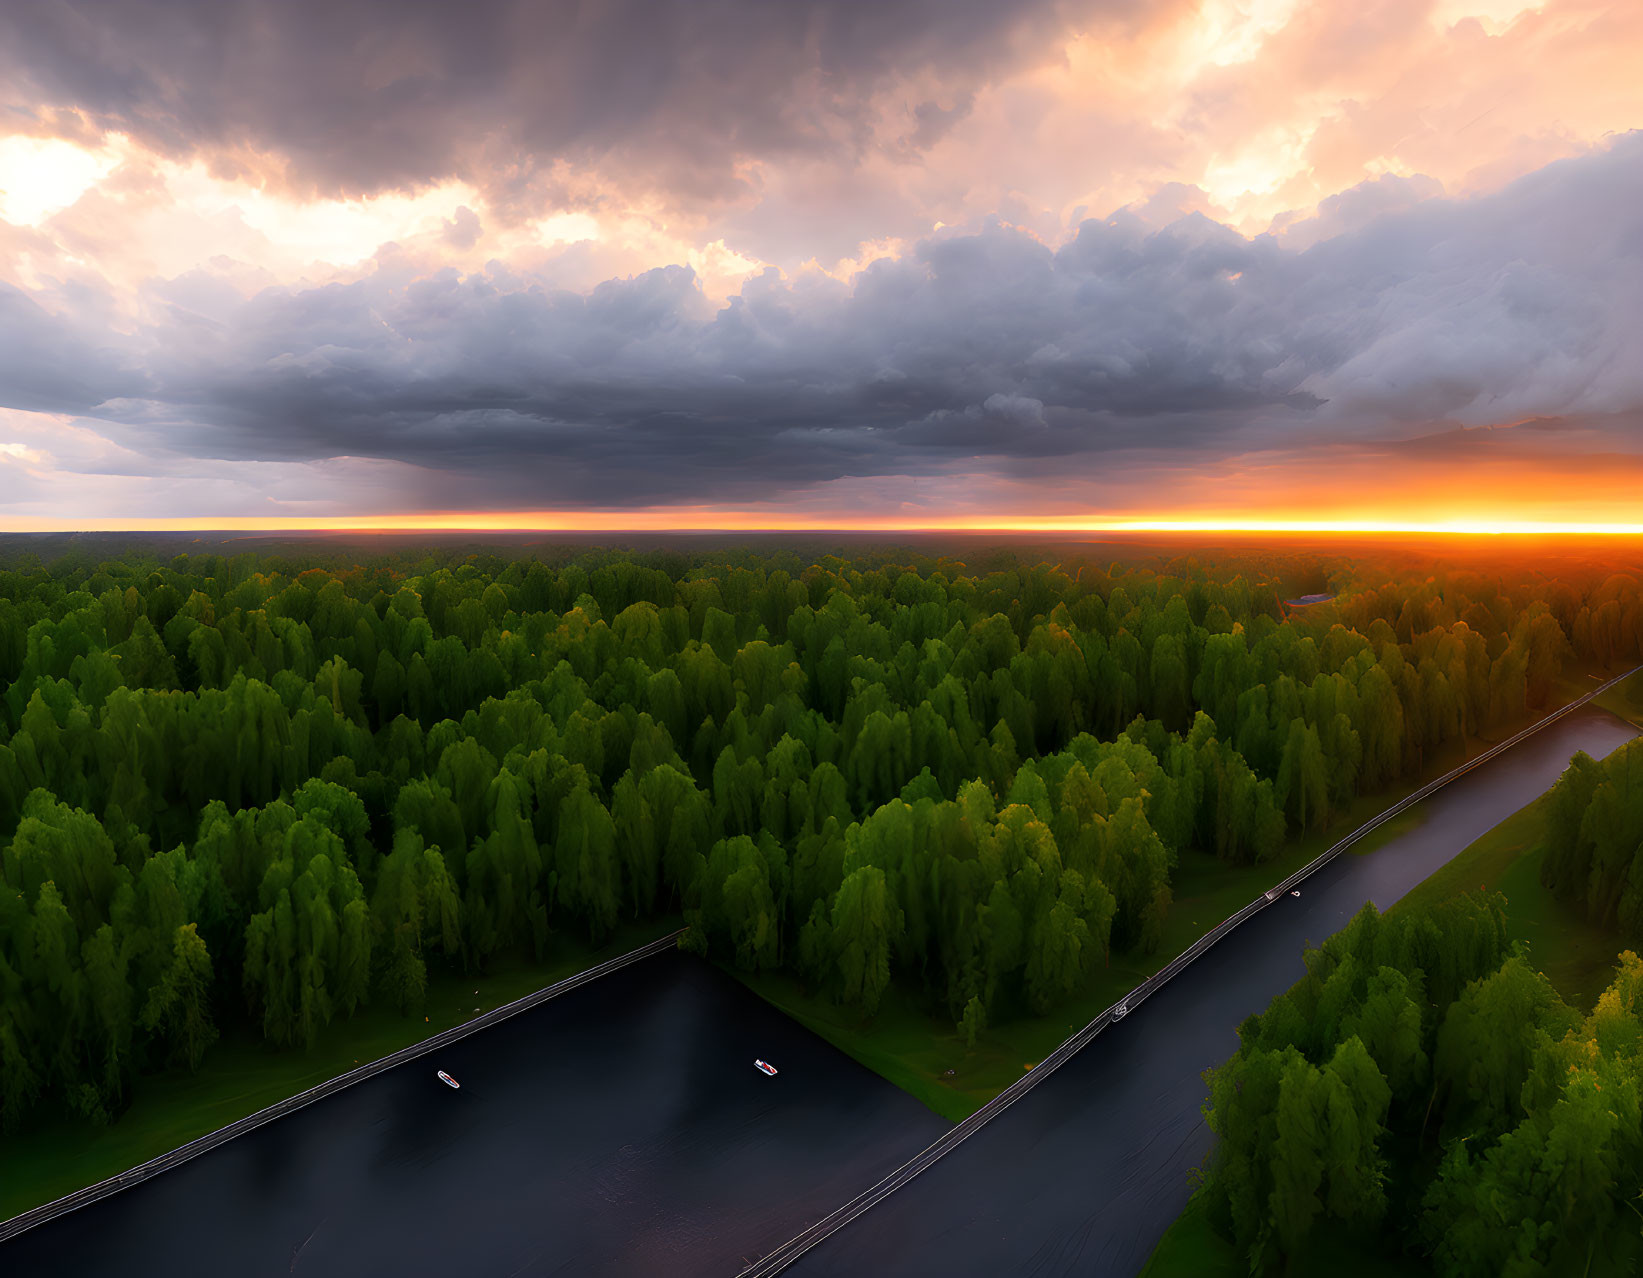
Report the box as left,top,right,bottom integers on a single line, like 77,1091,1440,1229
1,0,1640,529
2,511,1641,536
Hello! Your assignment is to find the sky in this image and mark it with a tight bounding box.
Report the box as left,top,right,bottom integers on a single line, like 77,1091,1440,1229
0,0,1640,531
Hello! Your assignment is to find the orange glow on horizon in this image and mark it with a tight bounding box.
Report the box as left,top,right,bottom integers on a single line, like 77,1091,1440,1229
2,510,1642,536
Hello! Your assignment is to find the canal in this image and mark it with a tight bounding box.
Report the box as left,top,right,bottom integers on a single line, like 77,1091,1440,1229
782,702,1639,1277
6,704,1632,1278
1,951,946,1277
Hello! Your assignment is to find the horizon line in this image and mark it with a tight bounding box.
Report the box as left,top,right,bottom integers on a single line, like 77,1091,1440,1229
3,515,1643,537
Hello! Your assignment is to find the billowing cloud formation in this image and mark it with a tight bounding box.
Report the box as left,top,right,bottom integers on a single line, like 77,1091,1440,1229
0,0,1109,209
5,134,1639,515
7,2,1643,309
0,283,145,412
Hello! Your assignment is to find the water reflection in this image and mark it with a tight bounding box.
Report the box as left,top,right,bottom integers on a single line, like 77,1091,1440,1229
790,705,1640,1278
4,955,946,1278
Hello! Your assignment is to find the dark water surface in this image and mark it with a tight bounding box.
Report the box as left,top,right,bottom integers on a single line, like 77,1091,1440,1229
3,954,946,1277
8,708,1634,1278
787,704,1640,1278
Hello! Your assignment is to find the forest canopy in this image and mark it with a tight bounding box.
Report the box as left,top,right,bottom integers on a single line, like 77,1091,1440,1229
1540,736,1643,936
1198,889,1643,1277
0,538,1638,1130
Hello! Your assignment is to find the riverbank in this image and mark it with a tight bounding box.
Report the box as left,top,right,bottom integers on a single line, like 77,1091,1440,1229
1391,784,1628,1011
1394,668,1641,1015
724,664,1626,1123
0,915,681,1224
10,668,1635,1232
1139,786,1630,1278
728,802,1422,1122
1139,680,1643,1278
1375,667,1641,1015
1597,664,1643,728
1139,1195,1404,1278
4,946,950,1278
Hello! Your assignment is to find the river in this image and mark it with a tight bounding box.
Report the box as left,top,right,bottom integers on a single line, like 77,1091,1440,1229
0,952,946,1277
783,703,1639,1277
5,705,1633,1278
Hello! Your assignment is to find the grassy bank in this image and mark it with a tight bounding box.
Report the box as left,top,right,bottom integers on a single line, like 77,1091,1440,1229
725,665,1626,1123
9,667,1632,1226
1595,665,1643,730
1390,789,1628,1013
1392,664,1640,1013
731,800,1424,1123
1139,1195,1407,1278
1139,682,1640,1278
0,916,680,1224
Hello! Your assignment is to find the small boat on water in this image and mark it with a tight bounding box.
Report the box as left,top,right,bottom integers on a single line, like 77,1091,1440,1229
1290,890,1301,898
755,1059,778,1077
437,1070,461,1089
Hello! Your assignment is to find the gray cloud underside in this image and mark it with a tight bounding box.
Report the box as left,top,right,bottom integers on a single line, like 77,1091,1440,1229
5,135,1642,508
0,0,1113,206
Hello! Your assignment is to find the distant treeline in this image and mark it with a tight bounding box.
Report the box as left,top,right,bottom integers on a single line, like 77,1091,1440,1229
1198,890,1643,1276
0,545,1638,1129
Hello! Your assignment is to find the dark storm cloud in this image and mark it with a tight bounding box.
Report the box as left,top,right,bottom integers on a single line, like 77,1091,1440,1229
0,0,1112,206
9,135,1643,508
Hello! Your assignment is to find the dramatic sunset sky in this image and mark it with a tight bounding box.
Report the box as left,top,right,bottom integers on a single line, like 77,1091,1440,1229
0,0,1640,531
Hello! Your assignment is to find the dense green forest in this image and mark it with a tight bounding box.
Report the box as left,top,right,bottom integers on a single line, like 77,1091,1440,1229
1196,882,1643,1276
1540,737,1643,935
0,540,1639,1131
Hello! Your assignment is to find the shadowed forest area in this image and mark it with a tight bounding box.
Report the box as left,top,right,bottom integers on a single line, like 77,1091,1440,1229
1187,892,1643,1277
1174,725,1643,1278
1,535,1640,1145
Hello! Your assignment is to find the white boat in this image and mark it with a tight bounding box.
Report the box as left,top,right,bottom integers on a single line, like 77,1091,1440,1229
437,1070,460,1089
1290,889,1301,897
755,1059,778,1077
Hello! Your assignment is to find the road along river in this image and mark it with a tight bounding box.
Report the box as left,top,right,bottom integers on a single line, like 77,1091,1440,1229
0,952,946,1277
3,701,1632,1278
775,701,1640,1278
